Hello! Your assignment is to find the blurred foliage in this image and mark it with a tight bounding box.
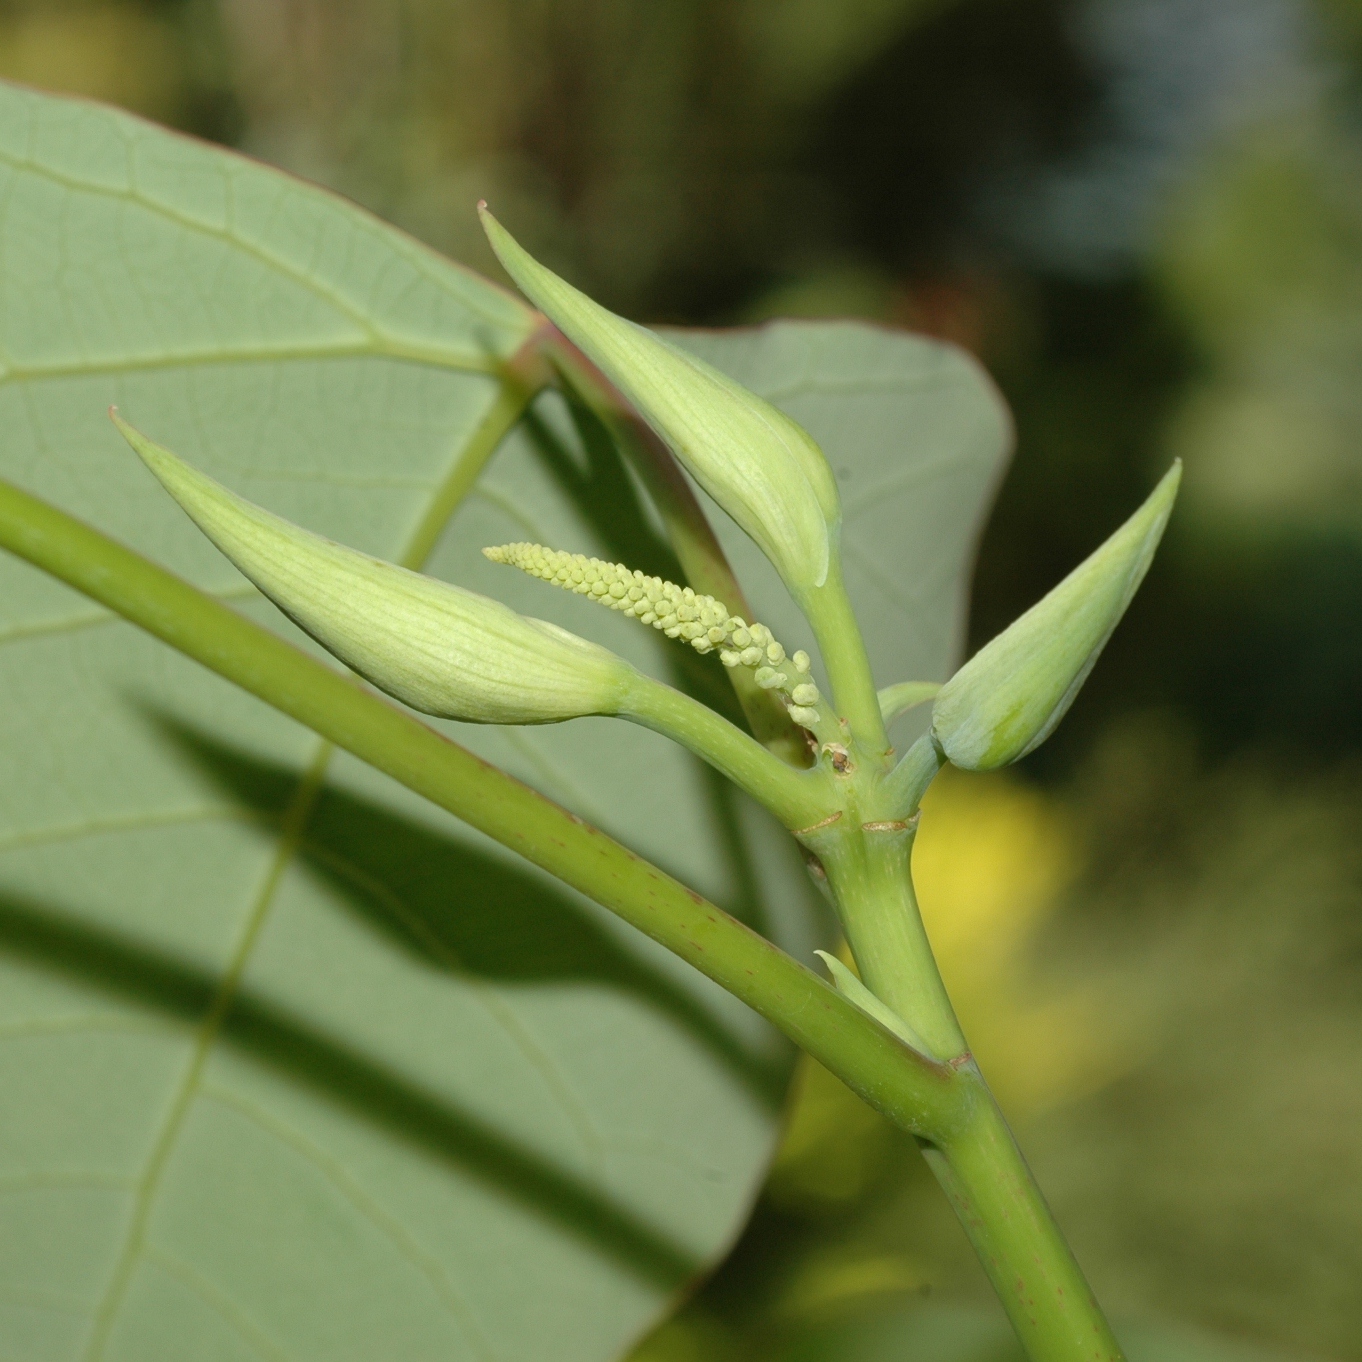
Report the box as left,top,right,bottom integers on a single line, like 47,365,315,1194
5,0,1362,1356
1159,120,1362,530
637,737,1362,1360
0,5,182,116
767,1302,1322,1361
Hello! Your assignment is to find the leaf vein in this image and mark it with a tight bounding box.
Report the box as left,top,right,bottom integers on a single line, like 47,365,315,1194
0,340,498,389
467,483,553,542
143,1245,295,1362
0,807,260,859
0,1171,135,1196
0,147,381,345
80,745,332,1362
0,151,507,379
842,539,934,649
78,382,529,1357
840,452,969,517
0,1015,182,1043
200,1083,497,1361
0,584,258,651
296,839,605,1169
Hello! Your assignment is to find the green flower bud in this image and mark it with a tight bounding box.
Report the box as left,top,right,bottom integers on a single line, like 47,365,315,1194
933,463,1181,770
114,415,633,725
479,206,840,600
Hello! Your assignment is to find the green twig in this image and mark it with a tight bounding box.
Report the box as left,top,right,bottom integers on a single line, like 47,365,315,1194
924,1078,1126,1361
800,552,891,760
0,473,962,1143
801,752,1126,1361
621,674,829,829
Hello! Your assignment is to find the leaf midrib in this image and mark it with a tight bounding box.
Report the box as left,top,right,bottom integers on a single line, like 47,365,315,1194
0,340,499,386
0,145,524,377
79,378,531,1361
83,742,333,1361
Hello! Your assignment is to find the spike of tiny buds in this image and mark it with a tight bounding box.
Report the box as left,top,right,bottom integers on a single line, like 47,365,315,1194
485,542,823,729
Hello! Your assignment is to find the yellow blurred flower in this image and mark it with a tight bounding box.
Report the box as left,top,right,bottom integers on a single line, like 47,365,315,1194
0,6,185,121
913,767,1130,1118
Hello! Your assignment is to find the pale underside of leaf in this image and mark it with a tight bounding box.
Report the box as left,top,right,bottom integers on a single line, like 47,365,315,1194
0,82,1007,1362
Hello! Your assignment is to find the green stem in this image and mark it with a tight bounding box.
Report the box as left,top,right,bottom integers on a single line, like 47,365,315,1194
811,793,1124,1361
621,675,830,830
881,732,946,818
0,473,961,1142
924,1076,1126,1362
813,825,964,1062
801,550,890,758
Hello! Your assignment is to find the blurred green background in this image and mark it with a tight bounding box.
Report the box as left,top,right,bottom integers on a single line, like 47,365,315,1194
4,0,1360,1357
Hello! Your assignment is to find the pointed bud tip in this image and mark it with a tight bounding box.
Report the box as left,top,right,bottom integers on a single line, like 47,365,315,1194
814,950,935,1056
110,411,178,483
933,463,1181,770
113,430,633,726
478,202,503,244
472,214,838,600
478,205,517,264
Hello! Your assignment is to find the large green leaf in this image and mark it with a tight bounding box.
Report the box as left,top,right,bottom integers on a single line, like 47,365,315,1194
0,83,1007,1361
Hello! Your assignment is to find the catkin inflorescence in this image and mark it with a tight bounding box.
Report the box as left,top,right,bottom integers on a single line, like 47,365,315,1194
483,542,823,728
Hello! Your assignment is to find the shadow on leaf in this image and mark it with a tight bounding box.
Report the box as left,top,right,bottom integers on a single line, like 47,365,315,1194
150,711,790,1106
0,886,705,1289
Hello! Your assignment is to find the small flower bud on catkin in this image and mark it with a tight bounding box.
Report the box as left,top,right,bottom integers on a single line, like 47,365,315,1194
485,541,825,730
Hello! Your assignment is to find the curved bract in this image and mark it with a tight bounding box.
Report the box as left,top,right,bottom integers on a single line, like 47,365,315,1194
116,415,634,725
933,463,1181,770
878,679,943,725
480,207,841,601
